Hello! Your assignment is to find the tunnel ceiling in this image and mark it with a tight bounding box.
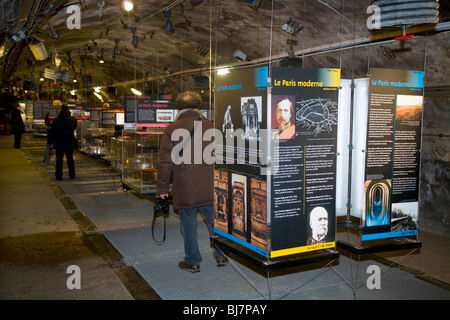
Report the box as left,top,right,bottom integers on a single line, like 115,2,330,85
1,0,449,99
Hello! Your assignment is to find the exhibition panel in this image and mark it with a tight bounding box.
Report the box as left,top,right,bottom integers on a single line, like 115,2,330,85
213,66,341,261
339,69,423,238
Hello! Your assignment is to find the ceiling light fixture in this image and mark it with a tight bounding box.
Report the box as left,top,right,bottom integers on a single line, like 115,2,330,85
233,50,247,62
164,10,174,34
53,52,62,70
0,43,7,58
217,68,231,75
131,88,142,95
99,49,105,63
113,39,120,55
282,18,303,35
28,40,48,61
93,92,104,102
248,0,261,10
131,26,139,48
122,0,134,12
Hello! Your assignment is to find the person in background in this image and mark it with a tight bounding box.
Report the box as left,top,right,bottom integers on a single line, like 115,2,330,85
157,91,228,273
10,103,25,149
43,113,53,165
48,105,77,180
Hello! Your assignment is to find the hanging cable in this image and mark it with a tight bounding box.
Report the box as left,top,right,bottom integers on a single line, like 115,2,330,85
267,0,274,79
316,0,368,38
339,0,345,71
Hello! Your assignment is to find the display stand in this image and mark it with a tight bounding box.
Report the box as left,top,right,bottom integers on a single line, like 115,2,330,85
213,66,342,299
121,129,164,194
78,120,99,155
85,127,114,158
213,235,339,272
213,234,339,300
335,217,422,297
104,128,125,172
120,94,176,194
336,218,422,255
332,69,425,297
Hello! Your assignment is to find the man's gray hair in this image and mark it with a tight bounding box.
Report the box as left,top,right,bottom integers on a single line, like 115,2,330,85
175,91,202,110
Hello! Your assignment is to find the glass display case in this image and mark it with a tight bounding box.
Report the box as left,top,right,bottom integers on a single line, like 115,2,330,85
121,128,165,194
77,120,99,154
33,120,47,137
104,128,126,171
85,127,114,157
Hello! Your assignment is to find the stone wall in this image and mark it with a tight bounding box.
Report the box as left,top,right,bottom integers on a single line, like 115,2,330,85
419,95,450,237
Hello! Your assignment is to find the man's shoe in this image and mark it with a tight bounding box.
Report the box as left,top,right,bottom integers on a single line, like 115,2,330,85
215,256,228,267
179,261,200,273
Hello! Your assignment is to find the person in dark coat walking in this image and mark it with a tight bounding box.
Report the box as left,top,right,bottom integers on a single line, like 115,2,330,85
48,105,77,180
10,103,25,149
157,91,228,273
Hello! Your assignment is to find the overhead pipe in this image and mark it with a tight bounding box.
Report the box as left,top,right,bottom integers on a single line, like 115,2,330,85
371,0,439,28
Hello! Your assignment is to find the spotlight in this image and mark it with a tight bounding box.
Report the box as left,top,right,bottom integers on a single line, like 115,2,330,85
164,10,174,34
98,49,105,63
233,50,247,62
131,27,139,48
53,54,62,69
217,68,231,75
28,40,48,61
0,43,7,58
131,88,142,95
132,36,139,48
248,0,261,10
282,18,303,35
113,39,120,55
121,1,134,12
93,92,104,102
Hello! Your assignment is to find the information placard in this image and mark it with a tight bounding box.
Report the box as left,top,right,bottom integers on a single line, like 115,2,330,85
361,68,423,241
32,101,51,119
124,94,176,126
214,67,340,258
214,66,269,256
269,67,339,257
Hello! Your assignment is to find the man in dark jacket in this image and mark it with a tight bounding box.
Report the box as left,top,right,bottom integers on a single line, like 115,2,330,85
157,91,227,273
48,105,77,180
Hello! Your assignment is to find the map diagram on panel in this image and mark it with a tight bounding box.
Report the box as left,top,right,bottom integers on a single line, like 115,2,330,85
295,98,338,137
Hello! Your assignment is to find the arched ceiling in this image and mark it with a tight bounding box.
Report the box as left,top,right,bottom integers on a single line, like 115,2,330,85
1,0,449,103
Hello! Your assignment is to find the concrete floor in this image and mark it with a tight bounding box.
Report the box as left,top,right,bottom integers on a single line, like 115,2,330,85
1,133,449,301
0,134,138,300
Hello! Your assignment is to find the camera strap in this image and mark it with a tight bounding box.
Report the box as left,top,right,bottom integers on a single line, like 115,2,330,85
152,209,167,246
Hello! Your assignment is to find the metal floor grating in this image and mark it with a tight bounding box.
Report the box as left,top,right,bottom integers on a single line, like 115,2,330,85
27,144,450,300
